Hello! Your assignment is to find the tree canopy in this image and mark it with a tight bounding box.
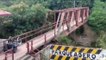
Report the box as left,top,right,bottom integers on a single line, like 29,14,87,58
89,0,106,32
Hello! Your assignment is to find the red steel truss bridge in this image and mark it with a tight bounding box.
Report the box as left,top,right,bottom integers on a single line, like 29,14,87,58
0,7,89,60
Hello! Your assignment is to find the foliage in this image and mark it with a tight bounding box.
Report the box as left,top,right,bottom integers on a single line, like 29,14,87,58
49,0,73,10
58,36,75,45
48,0,94,10
95,31,106,49
88,0,106,32
0,1,49,38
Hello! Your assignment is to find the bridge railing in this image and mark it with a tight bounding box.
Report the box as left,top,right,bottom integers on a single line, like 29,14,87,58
3,23,55,43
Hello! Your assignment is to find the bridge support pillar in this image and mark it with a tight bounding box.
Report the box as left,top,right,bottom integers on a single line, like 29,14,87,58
4,53,7,60
56,12,65,36
66,11,71,32
31,41,33,52
44,34,47,47
67,11,74,32
27,42,30,53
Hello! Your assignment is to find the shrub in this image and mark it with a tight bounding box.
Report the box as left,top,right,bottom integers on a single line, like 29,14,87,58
58,36,74,45
88,0,106,32
95,31,106,48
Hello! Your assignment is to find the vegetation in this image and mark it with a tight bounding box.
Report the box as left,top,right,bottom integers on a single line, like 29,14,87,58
0,1,49,38
95,32,106,49
89,0,106,32
57,36,74,45
88,0,106,48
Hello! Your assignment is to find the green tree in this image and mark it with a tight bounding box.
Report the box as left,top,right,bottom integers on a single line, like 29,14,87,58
48,0,94,10
89,0,106,32
0,1,49,38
